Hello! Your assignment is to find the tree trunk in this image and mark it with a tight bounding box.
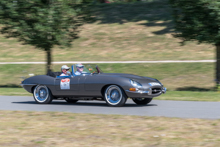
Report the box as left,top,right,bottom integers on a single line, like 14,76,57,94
216,44,220,91
46,49,52,74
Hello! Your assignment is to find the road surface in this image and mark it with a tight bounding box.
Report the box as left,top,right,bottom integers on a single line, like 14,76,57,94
0,96,219,119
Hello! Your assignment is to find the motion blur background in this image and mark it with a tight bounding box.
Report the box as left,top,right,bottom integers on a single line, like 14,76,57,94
1,1,220,147
0,0,215,92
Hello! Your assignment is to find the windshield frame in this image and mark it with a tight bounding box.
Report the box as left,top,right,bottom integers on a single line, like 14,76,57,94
72,64,103,76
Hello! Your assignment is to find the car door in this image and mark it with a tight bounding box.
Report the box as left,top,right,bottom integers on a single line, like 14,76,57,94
54,76,80,96
81,74,104,96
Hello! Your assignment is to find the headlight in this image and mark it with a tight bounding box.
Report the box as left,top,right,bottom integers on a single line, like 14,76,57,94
130,79,142,88
149,82,161,86
155,79,163,86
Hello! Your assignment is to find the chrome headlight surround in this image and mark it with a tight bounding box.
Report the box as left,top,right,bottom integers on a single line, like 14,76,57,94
130,79,142,88
149,82,161,86
155,79,163,86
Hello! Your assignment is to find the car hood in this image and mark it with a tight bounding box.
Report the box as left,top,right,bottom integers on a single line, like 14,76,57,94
99,73,157,82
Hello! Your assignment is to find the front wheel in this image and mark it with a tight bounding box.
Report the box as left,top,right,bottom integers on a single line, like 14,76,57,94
33,85,53,104
104,85,127,107
132,98,152,105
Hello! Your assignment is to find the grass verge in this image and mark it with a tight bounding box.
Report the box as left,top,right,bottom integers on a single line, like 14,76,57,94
0,111,220,147
0,88,32,96
0,63,215,91
1,88,220,102
156,91,220,101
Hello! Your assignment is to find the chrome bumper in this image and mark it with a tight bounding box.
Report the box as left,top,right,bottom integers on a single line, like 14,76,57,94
126,89,152,95
162,87,167,94
126,87,167,96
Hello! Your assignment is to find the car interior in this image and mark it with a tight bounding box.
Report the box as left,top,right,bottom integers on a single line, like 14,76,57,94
47,65,75,78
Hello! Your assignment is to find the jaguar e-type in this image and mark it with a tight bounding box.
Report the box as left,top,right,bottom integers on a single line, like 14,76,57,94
21,64,166,107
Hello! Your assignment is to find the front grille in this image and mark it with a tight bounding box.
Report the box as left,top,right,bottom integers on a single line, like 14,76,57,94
152,88,162,94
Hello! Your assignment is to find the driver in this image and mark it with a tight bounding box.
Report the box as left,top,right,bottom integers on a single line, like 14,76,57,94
75,63,84,75
60,65,70,76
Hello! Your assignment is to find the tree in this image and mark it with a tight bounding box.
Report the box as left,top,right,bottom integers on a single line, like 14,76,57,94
169,0,220,89
0,0,92,73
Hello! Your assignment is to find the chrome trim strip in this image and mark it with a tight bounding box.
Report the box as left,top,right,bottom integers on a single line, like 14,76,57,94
20,84,36,86
126,90,150,94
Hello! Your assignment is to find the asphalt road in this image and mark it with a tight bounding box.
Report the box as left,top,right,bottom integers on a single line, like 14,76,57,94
0,96,220,119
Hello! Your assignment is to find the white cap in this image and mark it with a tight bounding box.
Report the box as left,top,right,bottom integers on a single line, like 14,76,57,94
76,63,84,67
61,65,70,70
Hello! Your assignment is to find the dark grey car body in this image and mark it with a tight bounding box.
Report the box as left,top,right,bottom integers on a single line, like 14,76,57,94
21,64,166,105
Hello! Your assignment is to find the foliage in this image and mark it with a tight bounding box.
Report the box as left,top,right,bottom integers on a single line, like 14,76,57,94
169,0,220,45
0,0,92,72
169,0,220,90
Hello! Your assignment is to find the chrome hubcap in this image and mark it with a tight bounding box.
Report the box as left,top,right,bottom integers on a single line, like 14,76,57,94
105,86,122,105
110,90,120,100
40,89,46,98
34,86,49,102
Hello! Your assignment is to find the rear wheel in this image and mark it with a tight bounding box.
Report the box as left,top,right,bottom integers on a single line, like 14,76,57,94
104,85,127,107
65,98,78,103
132,98,152,105
33,85,53,104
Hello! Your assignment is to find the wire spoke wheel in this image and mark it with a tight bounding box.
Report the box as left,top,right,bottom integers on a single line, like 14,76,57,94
104,85,127,107
33,85,53,104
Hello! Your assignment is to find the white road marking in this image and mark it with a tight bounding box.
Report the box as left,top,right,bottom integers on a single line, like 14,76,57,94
0,60,216,64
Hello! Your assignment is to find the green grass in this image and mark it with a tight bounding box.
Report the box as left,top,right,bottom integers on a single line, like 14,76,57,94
0,0,215,62
0,88,32,96
156,91,220,101
0,62,218,101
0,63,215,91
0,62,216,102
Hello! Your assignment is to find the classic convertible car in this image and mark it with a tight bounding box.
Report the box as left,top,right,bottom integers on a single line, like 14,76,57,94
21,64,166,107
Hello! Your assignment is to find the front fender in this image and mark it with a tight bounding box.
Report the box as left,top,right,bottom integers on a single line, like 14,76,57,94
21,75,55,93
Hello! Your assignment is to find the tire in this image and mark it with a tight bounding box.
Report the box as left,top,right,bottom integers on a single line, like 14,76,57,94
33,85,53,104
65,98,78,103
104,85,127,107
132,98,152,105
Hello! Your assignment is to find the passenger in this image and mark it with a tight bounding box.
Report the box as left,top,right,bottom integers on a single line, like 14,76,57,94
75,63,84,75
60,65,70,76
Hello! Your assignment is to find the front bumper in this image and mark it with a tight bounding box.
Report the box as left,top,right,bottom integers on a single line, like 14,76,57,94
162,87,167,94
125,87,166,98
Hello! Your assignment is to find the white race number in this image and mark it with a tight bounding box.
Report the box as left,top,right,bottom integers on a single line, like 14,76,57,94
60,78,70,89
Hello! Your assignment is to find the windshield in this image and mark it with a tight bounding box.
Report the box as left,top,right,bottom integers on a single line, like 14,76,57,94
73,64,102,75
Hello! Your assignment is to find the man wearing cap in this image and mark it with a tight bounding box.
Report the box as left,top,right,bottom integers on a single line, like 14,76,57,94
60,65,70,76
75,63,84,75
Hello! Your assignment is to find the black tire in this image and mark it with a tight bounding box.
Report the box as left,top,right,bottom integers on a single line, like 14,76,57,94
33,85,53,104
65,98,78,103
104,85,127,107
132,98,152,105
